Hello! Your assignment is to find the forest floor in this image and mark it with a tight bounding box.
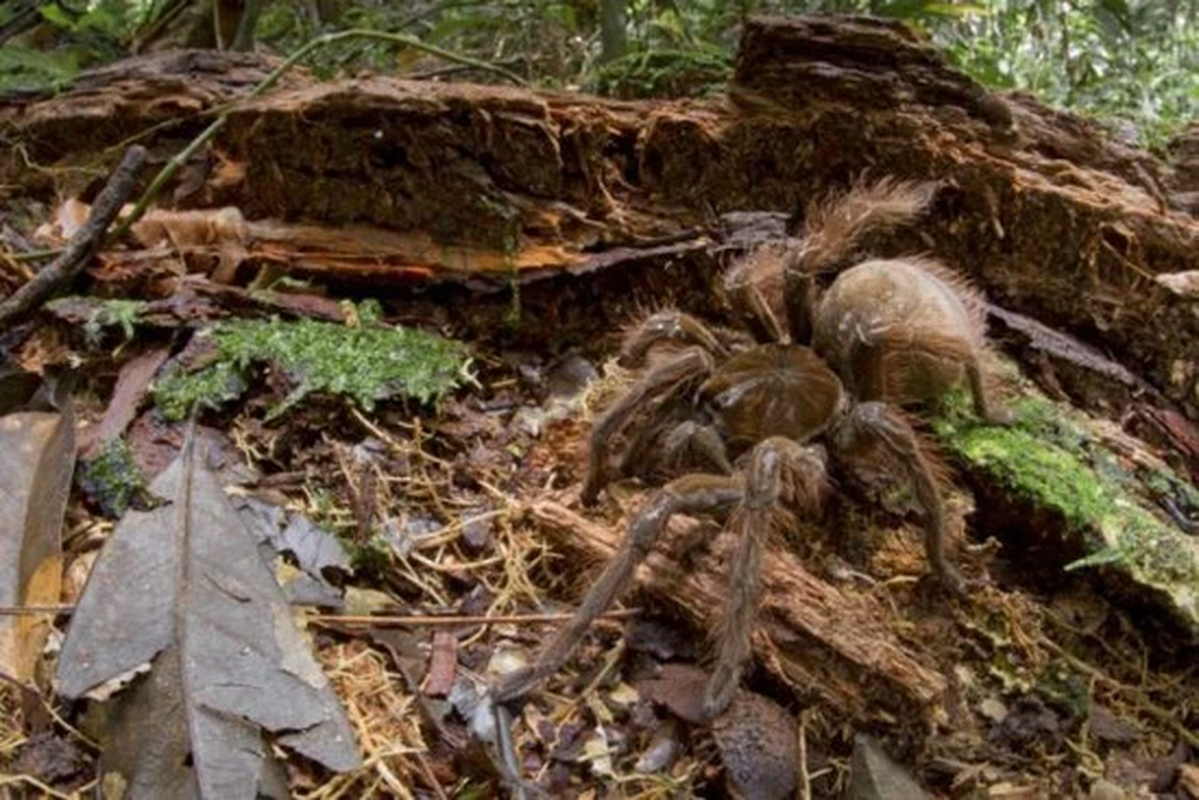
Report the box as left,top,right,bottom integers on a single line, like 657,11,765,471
1,236,1196,798
1,27,1198,796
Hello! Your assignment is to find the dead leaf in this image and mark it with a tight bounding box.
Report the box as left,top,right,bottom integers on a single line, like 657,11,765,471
236,498,351,584
80,346,171,457
634,718,682,774
1088,704,1140,745
634,662,708,724
129,207,250,283
581,728,616,779
0,406,76,682
0,360,42,415
130,207,248,250
12,730,90,785
57,431,360,797
424,631,457,698
983,783,1040,799
277,513,352,581
1178,763,1199,798
1155,271,1199,298
33,198,90,245
987,695,1064,753
847,733,929,800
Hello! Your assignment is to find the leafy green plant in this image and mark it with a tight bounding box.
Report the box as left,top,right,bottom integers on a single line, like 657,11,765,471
82,299,145,346
592,45,731,98
6,0,1192,145
0,43,79,92
0,0,141,91
933,0,1198,147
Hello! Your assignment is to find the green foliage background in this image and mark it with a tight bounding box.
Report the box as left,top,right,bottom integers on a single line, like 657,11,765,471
1,0,1195,146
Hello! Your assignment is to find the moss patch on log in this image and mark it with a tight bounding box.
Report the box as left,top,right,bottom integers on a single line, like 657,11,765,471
154,311,469,421
933,392,1199,629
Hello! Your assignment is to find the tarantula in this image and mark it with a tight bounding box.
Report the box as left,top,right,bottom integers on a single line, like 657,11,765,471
492,178,1008,719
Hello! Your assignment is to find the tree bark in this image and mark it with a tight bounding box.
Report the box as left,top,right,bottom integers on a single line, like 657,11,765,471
2,15,1196,423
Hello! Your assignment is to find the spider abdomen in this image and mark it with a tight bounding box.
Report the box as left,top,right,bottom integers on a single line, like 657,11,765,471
700,344,844,449
812,257,986,405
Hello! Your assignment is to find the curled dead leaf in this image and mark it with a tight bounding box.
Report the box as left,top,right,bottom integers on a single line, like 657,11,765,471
0,406,76,683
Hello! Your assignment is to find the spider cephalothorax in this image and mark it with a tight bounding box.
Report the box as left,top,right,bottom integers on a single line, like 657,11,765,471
493,178,1007,720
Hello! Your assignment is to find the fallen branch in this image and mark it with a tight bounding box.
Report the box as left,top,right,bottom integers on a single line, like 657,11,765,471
523,500,947,729
0,145,146,328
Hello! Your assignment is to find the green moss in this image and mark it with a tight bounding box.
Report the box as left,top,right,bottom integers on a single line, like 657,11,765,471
1034,663,1090,722
82,299,146,345
155,360,249,421
932,392,1199,598
153,312,469,421
77,438,151,518
934,397,1113,533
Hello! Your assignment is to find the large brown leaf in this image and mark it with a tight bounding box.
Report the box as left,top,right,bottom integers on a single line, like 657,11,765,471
57,432,359,799
0,406,75,682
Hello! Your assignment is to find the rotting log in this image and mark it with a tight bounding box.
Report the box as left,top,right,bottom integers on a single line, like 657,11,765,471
0,50,310,195
2,16,1197,420
524,500,947,735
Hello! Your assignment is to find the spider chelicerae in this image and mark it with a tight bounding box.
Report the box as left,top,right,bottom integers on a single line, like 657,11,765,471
494,178,1009,720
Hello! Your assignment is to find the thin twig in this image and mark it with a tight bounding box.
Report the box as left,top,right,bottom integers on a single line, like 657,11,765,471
798,709,812,800
1039,636,1199,750
0,774,97,800
0,607,642,625
0,145,146,328
311,608,641,627
492,703,532,800
412,748,451,800
0,605,75,616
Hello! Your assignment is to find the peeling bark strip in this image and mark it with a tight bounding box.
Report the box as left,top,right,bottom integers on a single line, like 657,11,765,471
524,501,946,731
1,16,1197,413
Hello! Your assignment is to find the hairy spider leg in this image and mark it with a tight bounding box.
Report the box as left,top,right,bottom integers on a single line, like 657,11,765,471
782,263,817,345
492,474,745,706
831,402,968,597
848,326,1009,425
704,437,828,718
724,259,786,344
618,418,733,482
581,347,715,505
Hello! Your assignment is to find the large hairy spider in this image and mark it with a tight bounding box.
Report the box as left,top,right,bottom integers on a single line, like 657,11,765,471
493,178,1008,720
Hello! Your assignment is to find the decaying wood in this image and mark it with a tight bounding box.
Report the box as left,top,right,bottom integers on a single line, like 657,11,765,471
3,17,1196,425
524,500,947,733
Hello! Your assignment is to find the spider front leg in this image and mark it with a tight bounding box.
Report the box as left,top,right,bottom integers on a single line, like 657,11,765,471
581,347,714,505
831,402,970,598
492,474,744,706
704,437,829,718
